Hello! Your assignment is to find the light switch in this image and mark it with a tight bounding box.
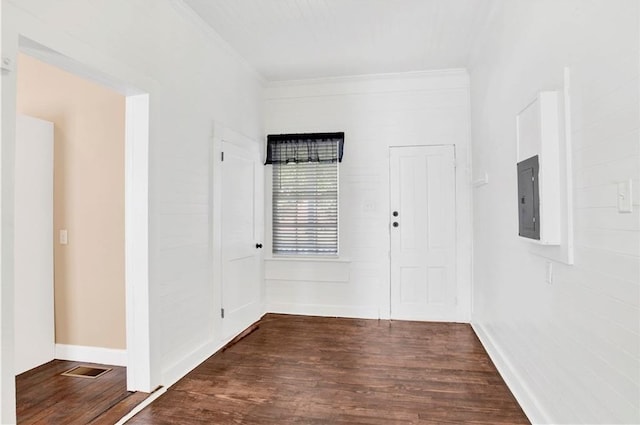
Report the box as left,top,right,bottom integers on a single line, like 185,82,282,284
617,180,633,213
363,200,376,212
59,229,68,245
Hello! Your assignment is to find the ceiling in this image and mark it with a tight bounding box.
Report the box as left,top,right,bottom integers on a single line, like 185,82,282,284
181,0,496,82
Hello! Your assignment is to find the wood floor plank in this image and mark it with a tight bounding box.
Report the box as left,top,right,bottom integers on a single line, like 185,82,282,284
16,359,148,424
87,390,151,425
129,314,529,424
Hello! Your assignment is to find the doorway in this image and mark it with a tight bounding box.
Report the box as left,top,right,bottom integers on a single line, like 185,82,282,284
389,145,457,321
15,52,127,372
11,38,151,394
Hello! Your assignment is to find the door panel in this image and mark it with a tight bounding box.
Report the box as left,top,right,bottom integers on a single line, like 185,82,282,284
14,115,55,374
390,145,456,321
221,140,262,339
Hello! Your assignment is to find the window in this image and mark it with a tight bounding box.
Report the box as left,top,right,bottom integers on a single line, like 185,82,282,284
266,133,344,256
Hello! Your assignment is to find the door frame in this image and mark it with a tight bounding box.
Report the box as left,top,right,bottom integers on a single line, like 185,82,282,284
1,35,153,421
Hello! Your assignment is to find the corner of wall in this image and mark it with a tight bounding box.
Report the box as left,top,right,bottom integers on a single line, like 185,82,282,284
471,321,550,425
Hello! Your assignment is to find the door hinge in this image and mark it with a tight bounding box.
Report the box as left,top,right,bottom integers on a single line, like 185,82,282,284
221,151,225,162
221,308,225,318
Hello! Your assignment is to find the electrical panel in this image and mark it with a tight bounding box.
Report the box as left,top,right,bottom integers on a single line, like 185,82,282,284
517,155,540,240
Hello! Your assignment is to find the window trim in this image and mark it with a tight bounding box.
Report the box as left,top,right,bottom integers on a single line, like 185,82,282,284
266,131,344,258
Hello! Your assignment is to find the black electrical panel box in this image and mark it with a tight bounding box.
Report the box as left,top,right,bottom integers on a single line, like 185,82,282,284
517,155,540,240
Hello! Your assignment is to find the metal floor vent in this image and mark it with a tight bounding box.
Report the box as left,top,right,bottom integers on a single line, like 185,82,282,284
61,365,112,379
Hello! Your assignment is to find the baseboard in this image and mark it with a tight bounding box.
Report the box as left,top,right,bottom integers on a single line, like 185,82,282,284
161,314,267,388
114,386,167,425
266,302,379,319
55,344,127,367
471,322,551,425
161,339,220,388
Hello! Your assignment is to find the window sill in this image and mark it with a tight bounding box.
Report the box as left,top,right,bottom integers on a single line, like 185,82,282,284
265,256,351,263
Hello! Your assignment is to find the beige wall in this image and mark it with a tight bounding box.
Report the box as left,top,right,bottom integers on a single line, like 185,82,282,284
16,53,125,349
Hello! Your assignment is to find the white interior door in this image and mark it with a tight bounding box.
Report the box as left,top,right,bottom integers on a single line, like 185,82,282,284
14,114,55,375
221,140,263,339
390,145,457,321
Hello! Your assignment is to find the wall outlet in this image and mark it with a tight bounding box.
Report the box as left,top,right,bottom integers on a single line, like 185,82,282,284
617,180,633,213
59,229,68,245
546,261,553,284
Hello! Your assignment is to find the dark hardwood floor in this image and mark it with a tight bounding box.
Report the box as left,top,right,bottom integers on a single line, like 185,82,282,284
16,359,147,424
130,314,529,424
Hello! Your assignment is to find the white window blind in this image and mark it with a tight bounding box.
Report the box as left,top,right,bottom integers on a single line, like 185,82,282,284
272,161,338,255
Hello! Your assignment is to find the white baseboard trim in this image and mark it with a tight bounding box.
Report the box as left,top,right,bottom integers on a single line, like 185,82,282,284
55,344,127,367
115,386,167,425
471,322,551,425
266,302,379,319
161,339,219,388
161,314,266,389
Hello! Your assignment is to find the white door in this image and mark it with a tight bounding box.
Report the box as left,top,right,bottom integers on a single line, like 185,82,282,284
390,145,457,321
14,115,55,374
221,140,263,339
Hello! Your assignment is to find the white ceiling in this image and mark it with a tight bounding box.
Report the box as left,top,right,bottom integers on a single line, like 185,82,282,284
181,0,496,82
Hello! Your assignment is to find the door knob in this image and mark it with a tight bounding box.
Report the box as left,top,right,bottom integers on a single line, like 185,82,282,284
255,243,263,249
393,222,399,228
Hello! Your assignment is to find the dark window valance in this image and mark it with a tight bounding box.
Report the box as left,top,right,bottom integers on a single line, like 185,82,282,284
265,132,344,165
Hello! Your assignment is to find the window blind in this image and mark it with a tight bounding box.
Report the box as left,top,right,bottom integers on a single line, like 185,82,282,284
272,160,338,255
267,132,343,256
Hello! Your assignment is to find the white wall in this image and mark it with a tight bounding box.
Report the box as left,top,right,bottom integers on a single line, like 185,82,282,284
469,1,639,423
1,0,263,421
264,70,472,321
